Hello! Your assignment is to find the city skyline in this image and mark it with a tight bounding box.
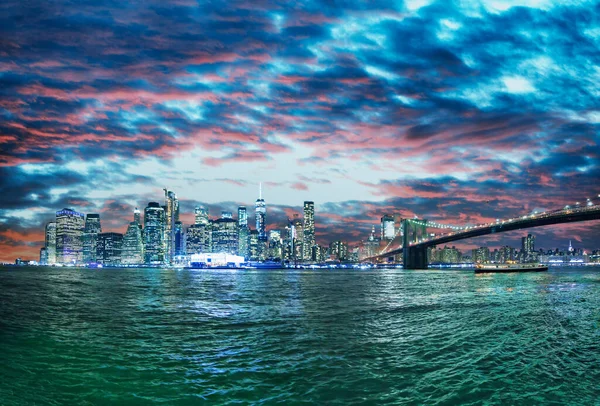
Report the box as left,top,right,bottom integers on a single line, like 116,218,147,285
1,1,600,262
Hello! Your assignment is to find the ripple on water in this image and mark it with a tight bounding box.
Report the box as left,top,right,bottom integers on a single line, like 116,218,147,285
1,266,600,404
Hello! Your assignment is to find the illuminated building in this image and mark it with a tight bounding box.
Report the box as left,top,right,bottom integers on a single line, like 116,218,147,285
302,201,315,261
174,221,185,256
44,222,56,265
82,213,101,264
238,206,249,259
40,247,47,265
97,232,123,265
521,234,535,253
221,211,233,219
381,214,395,241
190,253,244,268
361,225,380,259
291,215,303,261
212,218,238,254
329,241,348,261
163,189,179,264
186,223,212,254
248,230,260,261
472,247,490,263
255,183,266,239
268,229,283,260
144,202,165,264
195,206,209,225
55,208,85,264
122,208,144,265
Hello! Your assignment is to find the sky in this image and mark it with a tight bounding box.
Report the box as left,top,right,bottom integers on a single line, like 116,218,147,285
1,0,599,262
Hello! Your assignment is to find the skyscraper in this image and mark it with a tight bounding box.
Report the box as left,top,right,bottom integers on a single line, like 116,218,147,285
291,215,303,261
302,201,315,261
268,229,283,260
45,222,56,265
55,208,85,264
82,213,101,264
144,202,165,264
237,206,249,259
163,189,179,264
381,215,395,241
174,221,185,256
522,234,535,253
195,206,209,225
255,183,266,240
212,217,238,254
97,232,124,266
122,208,144,265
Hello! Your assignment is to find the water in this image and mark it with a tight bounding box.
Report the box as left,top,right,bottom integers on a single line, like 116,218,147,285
1,266,599,405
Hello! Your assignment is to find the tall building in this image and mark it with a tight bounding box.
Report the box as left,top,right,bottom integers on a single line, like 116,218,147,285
186,223,212,254
97,232,123,266
238,206,249,259
82,214,101,264
144,202,165,264
195,206,209,225
163,189,179,264
255,183,266,240
44,222,56,265
122,208,144,265
381,214,395,241
329,241,348,261
248,229,260,261
302,201,315,261
55,208,85,264
268,229,283,260
522,234,535,253
174,221,185,256
212,218,238,254
291,215,303,261
133,207,141,225
361,225,380,260
40,247,48,265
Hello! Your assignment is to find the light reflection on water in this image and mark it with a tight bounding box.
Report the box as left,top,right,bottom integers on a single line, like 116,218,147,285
0,266,599,404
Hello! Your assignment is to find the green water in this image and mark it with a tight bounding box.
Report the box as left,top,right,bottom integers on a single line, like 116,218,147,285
1,266,599,405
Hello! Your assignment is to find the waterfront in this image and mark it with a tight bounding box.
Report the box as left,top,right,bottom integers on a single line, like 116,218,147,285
1,266,599,404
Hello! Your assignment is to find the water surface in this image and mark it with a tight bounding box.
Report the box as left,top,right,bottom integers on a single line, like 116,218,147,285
1,266,599,404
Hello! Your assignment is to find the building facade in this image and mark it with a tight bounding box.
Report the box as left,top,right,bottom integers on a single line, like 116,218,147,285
82,213,101,264
45,222,56,265
144,202,165,264
55,208,85,264
302,201,315,261
212,218,238,255
97,232,124,266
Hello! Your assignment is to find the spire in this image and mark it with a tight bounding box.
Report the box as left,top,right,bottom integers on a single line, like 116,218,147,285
259,182,262,200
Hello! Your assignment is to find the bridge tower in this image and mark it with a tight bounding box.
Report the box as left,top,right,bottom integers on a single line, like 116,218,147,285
402,219,428,269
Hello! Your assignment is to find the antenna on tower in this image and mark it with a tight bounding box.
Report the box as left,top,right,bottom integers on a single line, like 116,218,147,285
259,182,262,199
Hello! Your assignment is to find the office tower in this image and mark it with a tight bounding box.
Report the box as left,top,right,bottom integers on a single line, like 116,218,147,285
97,232,123,266
302,201,315,261
186,224,211,254
212,217,238,255
122,221,144,265
248,229,260,261
195,205,209,225
521,234,535,253
361,225,380,259
55,208,85,264
133,208,141,225
45,222,56,265
163,189,179,264
329,241,348,261
82,214,101,264
40,247,48,265
291,215,303,261
381,214,395,241
238,206,249,259
268,229,283,260
174,221,185,256
144,202,165,264
255,183,266,240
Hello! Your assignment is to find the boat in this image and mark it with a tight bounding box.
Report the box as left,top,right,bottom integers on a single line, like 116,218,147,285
475,262,548,273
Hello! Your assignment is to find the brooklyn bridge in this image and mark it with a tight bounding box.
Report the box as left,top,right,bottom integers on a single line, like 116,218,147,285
365,199,600,269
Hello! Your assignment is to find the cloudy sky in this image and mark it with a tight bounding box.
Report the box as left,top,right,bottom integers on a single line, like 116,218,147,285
1,0,599,261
